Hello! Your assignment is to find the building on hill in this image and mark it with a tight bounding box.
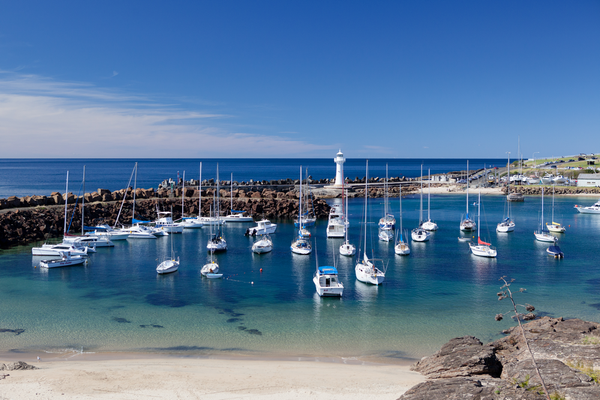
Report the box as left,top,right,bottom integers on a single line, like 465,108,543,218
577,173,600,187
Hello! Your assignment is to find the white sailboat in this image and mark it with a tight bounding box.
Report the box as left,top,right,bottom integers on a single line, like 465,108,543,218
460,160,476,232
206,165,227,252
295,170,317,228
394,184,410,255
355,160,386,285
157,220,179,275
178,169,204,229
469,191,497,257
252,235,273,254
422,168,438,231
291,166,312,255
411,165,430,242
497,153,516,233
534,187,557,242
339,188,356,256
378,164,396,230
202,208,221,276
222,173,254,222
546,185,565,233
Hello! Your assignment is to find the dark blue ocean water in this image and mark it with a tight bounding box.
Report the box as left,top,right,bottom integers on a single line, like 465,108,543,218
0,158,507,198
1,190,600,362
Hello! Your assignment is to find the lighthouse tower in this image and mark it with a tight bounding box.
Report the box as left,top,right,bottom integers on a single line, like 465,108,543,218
333,149,345,187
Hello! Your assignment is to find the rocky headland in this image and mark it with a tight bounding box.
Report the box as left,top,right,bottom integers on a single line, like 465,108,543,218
400,317,600,399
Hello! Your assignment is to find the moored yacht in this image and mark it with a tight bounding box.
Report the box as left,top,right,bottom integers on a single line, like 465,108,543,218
252,235,273,254
40,251,87,268
314,266,344,297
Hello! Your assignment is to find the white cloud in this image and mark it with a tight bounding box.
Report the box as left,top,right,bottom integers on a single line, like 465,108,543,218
0,72,331,157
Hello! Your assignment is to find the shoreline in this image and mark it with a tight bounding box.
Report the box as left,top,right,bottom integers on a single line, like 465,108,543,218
0,354,425,399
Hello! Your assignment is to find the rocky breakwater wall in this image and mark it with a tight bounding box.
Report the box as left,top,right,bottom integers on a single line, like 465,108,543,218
503,186,600,196
0,187,330,249
399,317,600,400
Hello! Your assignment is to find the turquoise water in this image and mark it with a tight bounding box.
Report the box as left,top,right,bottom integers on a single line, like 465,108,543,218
1,194,599,362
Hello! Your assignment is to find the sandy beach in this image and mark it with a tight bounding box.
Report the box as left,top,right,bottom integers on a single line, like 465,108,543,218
0,356,425,400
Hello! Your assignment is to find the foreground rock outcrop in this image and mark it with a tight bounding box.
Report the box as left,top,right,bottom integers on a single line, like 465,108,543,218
400,317,600,400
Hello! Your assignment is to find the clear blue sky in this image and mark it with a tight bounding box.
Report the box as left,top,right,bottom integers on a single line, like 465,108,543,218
1,1,598,159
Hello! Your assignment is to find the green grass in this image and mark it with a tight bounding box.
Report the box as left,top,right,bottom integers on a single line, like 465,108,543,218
566,360,600,384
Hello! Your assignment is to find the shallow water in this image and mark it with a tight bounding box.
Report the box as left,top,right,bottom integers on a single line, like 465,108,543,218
1,194,599,362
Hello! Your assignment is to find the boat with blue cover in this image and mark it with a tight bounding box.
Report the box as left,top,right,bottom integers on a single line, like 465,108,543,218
314,266,344,297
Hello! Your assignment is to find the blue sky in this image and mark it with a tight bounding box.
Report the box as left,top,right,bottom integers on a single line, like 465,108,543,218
0,1,598,158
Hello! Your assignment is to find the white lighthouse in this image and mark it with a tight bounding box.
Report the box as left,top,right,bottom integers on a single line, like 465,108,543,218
333,149,345,187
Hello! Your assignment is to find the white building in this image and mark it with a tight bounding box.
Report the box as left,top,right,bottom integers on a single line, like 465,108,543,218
577,173,600,187
333,150,345,187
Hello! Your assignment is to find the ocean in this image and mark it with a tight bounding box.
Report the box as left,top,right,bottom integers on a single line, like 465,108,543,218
1,159,599,363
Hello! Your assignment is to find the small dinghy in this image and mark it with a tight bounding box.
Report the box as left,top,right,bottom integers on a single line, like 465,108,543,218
547,245,564,259
205,273,223,279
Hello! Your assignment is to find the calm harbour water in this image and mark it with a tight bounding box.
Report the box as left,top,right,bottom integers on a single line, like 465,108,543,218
1,184,600,362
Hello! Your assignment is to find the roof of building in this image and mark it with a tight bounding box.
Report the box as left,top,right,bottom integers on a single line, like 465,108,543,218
578,174,600,179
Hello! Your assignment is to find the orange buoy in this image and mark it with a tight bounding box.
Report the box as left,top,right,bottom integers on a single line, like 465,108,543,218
260,268,263,273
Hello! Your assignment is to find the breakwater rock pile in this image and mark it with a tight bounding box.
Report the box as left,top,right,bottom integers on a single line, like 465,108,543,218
0,188,331,248
399,317,600,400
503,186,600,196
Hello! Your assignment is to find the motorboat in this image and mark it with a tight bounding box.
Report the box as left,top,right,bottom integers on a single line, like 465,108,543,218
469,191,497,258
40,251,87,268
460,161,476,231
541,174,554,185
507,192,525,202
574,199,600,214
246,219,277,236
355,160,386,285
155,211,184,234
252,235,273,254
553,175,568,185
222,211,254,222
535,188,558,242
314,266,344,297
326,205,345,238
32,244,89,257
547,245,564,258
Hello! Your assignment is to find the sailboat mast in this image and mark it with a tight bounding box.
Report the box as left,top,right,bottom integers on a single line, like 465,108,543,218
230,173,233,213
552,184,555,222
199,162,202,217
64,171,69,235
427,168,431,221
466,160,469,215
132,162,138,220
477,191,481,240
399,183,403,233
81,165,85,235
299,166,302,233
541,187,545,228
385,164,388,216
216,163,220,219
182,171,186,217
419,164,423,224
364,160,369,258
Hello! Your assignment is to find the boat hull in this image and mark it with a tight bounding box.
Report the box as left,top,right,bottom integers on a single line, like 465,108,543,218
496,221,515,232
394,242,410,255
534,231,556,242
201,262,219,275
422,220,438,231
355,262,384,285
157,260,179,274
469,243,497,258
40,257,86,268
313,276,343,297
411,228,430,242
339,242,356,256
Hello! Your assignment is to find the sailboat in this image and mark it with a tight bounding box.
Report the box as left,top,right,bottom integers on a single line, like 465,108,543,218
222,173,254,222
339,188,356,256
411,164,430,242
394,184,410,255
378,164,396,230
295,169,316,228
421,168,438,231
179,168,204,229
125,162,157,239
497,153,516,233
534,188,557,242
206,164,227,251
469,191,497,257
196,163,224,226
546,185,566,233
291,166,312,255
157,209,180,275
355,160,386,285
460,161,476,232
202,206,221,276
252,235,273,254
